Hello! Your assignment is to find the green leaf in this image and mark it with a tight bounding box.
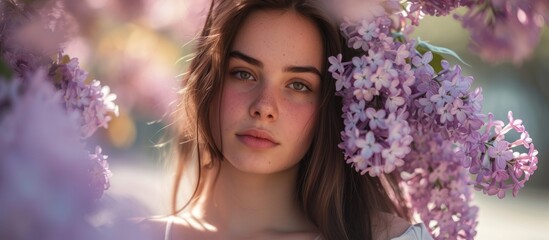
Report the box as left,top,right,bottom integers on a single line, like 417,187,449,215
416,38,470,68
391,32,407,44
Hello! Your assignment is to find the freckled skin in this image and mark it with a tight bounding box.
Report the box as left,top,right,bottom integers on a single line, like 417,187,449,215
211,10,324,174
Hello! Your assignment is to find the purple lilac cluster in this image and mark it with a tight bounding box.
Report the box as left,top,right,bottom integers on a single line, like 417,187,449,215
1,0,116,197
51,53,119,139
0,67,114,201
0,3,117,237
402,133,478,239
456,0,549,64
0,71,99,239
331,16,415,176
329,15,539,239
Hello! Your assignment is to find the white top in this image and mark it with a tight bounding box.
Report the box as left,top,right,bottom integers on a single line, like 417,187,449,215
391,223,433,240
164,217,432,240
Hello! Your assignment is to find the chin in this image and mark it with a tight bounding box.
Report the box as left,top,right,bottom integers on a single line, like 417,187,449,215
222,155,301,175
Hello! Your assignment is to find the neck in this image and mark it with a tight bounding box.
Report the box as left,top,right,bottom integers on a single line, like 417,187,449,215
195,160,314,237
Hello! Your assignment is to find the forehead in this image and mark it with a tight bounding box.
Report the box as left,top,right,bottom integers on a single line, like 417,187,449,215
230,10,324,69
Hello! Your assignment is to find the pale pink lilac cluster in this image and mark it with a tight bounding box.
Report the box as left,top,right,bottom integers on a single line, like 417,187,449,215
330,15,539,239
88,145,113,200
464,111,538,198
51,53,119,138
456,0,549,64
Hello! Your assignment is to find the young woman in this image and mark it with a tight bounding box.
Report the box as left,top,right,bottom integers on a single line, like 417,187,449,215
143,0,431,239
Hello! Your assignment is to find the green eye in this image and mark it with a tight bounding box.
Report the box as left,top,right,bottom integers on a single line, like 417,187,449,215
234,71,254,80
289,82,310,92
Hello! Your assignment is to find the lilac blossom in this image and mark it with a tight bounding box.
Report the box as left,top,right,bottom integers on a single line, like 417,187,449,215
1,2,118,138
88,146,113,200
0,3,119,237
0,70,99,239
401,132,478,240
50,53,119,138
331,15,534,181
464,111,538,198
1,1,116,201
331,15,539,239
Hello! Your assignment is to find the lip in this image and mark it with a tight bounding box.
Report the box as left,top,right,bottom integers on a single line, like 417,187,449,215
236,129,279,149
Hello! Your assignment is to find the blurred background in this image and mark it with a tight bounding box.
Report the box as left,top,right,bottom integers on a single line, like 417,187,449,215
42,1,549,239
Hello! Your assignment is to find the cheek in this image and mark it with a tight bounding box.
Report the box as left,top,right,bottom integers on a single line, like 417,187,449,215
282,99,318,142
218,87,244,123
216,86,247,141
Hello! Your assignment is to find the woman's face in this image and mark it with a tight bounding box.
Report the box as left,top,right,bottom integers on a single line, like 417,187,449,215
212,10,324,174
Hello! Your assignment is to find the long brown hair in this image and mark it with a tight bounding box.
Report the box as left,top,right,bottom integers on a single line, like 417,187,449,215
171,0,411,239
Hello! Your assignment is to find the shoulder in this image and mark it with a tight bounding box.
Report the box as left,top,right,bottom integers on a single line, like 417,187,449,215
134,214,219,240
131,216,173,239
117,216,193,240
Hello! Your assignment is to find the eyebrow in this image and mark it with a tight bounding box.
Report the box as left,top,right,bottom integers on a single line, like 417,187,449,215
229,51,322,77
229,51,263,68
284,66,321,77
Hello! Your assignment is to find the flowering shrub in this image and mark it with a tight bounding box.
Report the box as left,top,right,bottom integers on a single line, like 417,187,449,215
0,56,116,204
0,70,99,239
0,0,117,238
330,8,540,240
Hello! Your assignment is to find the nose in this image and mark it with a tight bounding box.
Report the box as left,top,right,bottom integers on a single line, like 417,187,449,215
249,84,278,121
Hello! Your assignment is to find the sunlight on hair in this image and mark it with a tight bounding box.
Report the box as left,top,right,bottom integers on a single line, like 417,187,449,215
179,213,218,232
